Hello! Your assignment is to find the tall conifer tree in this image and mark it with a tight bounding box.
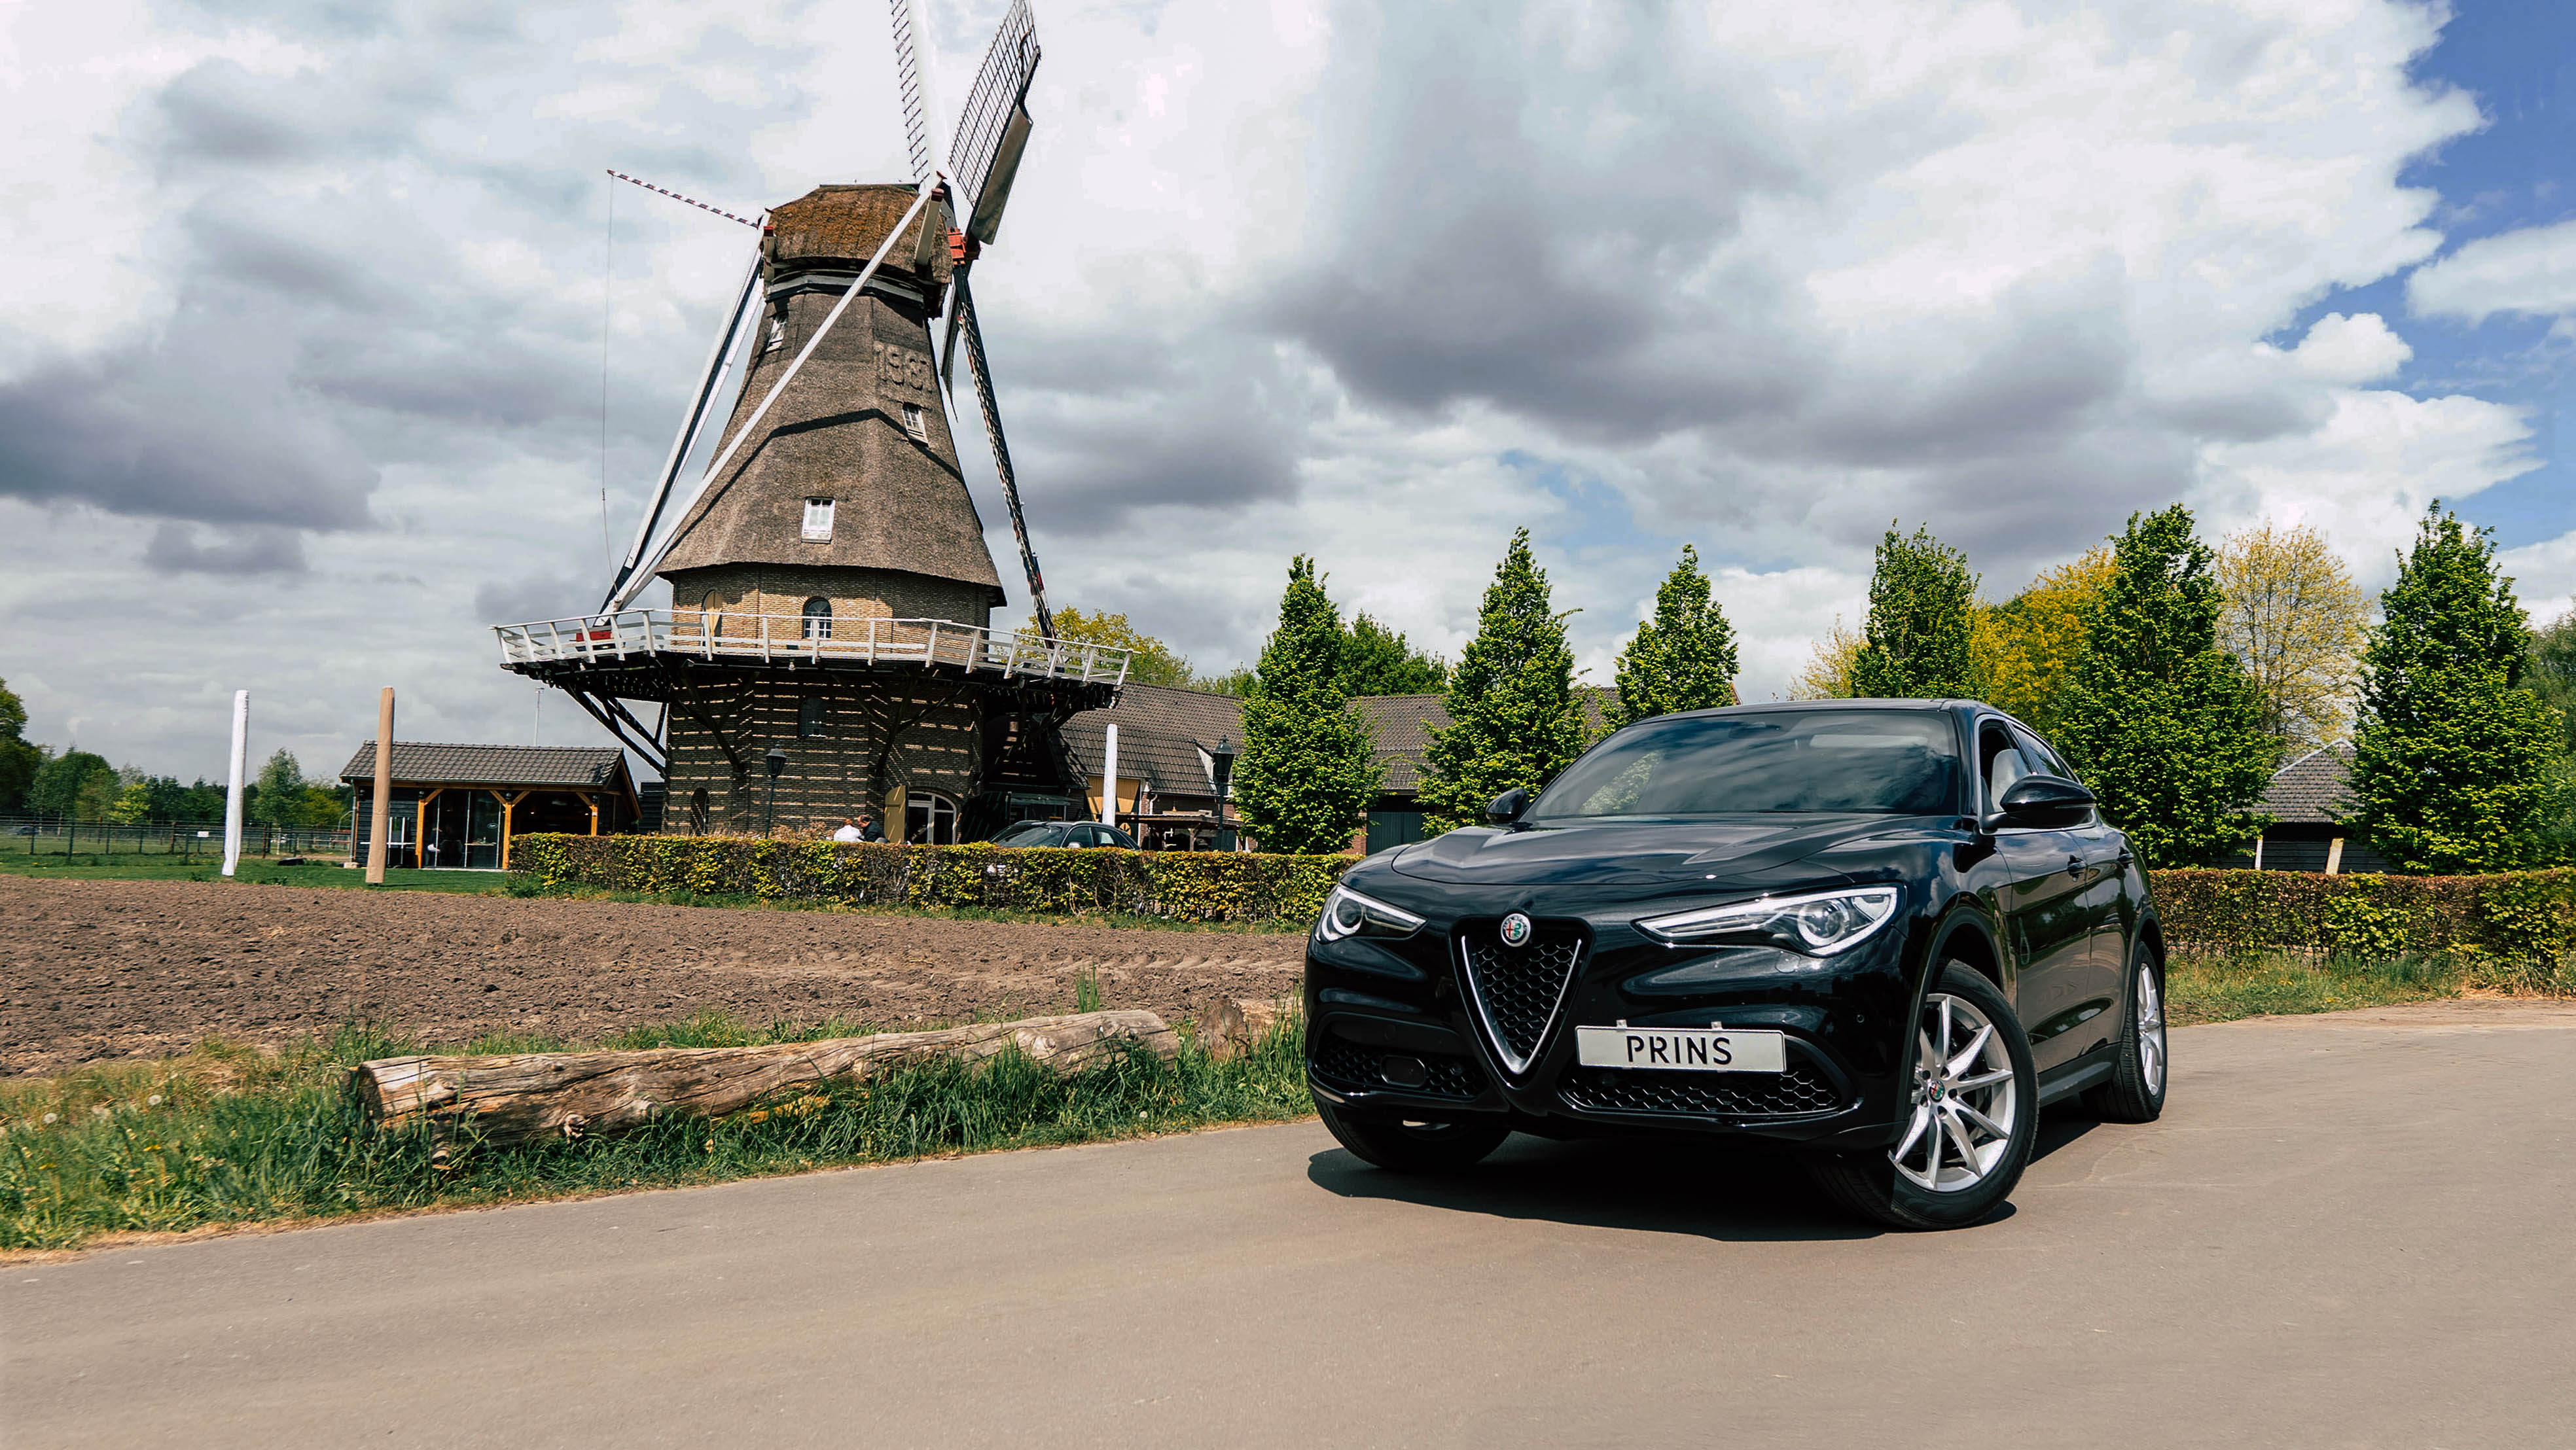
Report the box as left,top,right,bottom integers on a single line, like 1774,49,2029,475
2347,506,2560,872
1418,530,1588,830
2058,506,2278,866
1232,557,1382,855
1607,544,1738,729
1850,523,1986,699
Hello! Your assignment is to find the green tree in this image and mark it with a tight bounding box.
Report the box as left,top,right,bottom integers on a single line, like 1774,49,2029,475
1849,523,1987,699
0,677,43,815
2057,506,2279,866
2530,608,2576,752
2346,506,2562,872
1338,613,1447,696
28,749,113,820
1607,544,1738,728
1231,557,1383,855
1980,548,2116,734
249,750,309,828
1050,607,1199,689
2533,610,2576,863
1418,529,1589,831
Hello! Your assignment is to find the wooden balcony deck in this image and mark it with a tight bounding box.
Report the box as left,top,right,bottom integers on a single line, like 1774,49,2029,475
493,610,1133,687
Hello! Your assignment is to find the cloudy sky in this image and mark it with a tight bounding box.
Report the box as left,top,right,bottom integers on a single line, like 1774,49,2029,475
3,0,2571,782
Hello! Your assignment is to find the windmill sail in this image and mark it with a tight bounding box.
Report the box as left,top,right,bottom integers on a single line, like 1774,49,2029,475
949,0,1040,243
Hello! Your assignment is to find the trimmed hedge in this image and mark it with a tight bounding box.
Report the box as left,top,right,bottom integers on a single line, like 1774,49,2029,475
512,834,2576,968
510,834,1354,925
2151,867,2576,966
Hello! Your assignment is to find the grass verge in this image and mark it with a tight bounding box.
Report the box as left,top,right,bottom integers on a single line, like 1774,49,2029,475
2164,949,2466,1025
0,853,505,894
0,1014,1311,1252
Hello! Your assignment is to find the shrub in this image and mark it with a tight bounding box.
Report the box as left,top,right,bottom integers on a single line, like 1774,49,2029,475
511,834,1353,925
2149,866,2576,974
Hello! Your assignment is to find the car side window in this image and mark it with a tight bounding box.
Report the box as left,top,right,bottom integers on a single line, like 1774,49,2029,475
1978,720,2030,816
2011,726,2073,783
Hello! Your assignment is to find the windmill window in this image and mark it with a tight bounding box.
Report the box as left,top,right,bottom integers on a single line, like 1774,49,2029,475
802,597,832,640
765,315,786,353
802,497,834,542
798,694,826,737
901,404,927,442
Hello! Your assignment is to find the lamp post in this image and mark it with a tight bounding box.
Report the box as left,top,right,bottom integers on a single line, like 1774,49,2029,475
1209,735,1237,853
764,745,787,835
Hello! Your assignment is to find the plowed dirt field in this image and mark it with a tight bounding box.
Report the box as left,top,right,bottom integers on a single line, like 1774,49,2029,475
1,877,1306,1076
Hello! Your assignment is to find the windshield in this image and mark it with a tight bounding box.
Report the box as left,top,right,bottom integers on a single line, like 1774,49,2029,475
1529,710,1962,819
991,822,1062,847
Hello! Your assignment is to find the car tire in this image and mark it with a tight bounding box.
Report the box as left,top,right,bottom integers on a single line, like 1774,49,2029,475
1806,961,2039,1231
2083,940,2168,1124
1314,1093,1510,1173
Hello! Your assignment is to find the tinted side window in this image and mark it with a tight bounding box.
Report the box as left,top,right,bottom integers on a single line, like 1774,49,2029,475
2012,726,2073,783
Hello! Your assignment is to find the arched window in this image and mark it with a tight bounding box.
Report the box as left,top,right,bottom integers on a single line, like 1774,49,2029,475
906,792,959,845
798,694,825,738
802,597,831,640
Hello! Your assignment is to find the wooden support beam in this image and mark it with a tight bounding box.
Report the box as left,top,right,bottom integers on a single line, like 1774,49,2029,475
353,1010,1179,1146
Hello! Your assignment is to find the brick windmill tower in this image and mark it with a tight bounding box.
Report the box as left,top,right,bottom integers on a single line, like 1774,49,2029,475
495,0,1127,841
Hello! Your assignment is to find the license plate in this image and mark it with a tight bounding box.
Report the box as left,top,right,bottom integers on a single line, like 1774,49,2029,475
1575,1025,1786,1073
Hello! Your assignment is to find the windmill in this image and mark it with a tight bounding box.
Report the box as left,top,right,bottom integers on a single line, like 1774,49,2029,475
494,0,1127,844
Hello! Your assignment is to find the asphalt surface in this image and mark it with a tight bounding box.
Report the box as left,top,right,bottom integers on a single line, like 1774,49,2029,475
7,1000,2573,1449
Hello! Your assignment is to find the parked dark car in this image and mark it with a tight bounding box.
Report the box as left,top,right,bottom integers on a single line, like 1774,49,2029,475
1303,699,2166,1229
988,820,1139,850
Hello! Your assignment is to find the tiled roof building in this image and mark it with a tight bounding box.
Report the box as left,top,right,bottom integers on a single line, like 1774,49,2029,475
2228,743,2388,874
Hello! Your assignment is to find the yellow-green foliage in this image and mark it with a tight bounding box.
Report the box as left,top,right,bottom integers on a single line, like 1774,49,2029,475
2151,866,2576,989
512,835,1353,924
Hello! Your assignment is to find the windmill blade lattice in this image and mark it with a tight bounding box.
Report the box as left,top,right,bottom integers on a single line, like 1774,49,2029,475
952,270,1055,642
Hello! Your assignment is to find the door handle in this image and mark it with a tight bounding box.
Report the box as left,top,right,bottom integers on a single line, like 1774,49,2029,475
2067,855,2085,876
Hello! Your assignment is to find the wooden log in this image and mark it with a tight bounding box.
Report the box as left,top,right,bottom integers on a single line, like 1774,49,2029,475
353,1009,1177,1147
1192,997,1297,1061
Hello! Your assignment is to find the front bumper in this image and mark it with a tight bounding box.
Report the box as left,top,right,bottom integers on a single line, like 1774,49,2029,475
1303,896,1922,1152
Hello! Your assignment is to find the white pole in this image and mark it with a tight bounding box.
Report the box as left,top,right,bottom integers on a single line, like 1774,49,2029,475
1101,722,1118,829
222,690,248,877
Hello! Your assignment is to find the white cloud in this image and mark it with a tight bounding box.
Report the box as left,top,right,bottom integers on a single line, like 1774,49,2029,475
2278,312,2413,385
2195,389,2538,587
2407,217,2576,322
2500,531,2576,630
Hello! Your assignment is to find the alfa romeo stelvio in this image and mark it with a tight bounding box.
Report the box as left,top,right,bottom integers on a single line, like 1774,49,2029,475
1303,699,2168,1229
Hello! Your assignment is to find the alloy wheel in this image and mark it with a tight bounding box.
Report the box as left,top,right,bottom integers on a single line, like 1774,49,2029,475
2135,962,2167,1096
1893,992,2020,1194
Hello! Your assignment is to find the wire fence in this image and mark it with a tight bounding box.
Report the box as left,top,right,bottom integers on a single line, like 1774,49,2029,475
0,817,354,861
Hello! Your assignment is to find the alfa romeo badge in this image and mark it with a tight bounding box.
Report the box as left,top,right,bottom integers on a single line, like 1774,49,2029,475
1499,911,1533,947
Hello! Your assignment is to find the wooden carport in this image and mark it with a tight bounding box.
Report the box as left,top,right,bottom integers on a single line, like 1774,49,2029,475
338,743,642,870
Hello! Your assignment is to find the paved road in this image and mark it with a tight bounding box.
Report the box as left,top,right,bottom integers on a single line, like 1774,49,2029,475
7,1002,2573,1449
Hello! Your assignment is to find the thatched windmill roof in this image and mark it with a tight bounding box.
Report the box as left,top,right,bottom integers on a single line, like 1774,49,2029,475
654,183,1004,604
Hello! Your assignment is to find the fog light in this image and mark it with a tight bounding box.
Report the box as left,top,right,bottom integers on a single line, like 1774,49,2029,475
1379,1055,1429,1089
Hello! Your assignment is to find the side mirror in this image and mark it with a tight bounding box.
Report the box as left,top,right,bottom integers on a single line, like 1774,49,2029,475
1995,774,2094,827
1486,787,1531,825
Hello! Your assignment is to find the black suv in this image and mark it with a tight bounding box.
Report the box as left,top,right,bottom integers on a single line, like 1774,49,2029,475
1302,699,2167,1229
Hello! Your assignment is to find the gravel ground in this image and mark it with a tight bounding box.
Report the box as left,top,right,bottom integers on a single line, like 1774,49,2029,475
0,877,1307,1075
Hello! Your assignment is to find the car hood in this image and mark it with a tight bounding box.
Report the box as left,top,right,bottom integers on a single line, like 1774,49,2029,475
1386,815,1929,887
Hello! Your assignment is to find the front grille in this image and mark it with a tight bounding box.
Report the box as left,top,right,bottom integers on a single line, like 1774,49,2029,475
1560,1063,1844,1118
1460,927,1585,1071
1310,1031,1488,1101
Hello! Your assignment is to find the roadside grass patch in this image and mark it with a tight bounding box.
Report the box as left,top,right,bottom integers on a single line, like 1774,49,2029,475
0,1015,1310,1252
0,853,503,895
2165,949,2464,1024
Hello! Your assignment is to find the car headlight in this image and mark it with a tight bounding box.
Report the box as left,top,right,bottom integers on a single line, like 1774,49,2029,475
1316,883,1425,943
1637,886,1899,956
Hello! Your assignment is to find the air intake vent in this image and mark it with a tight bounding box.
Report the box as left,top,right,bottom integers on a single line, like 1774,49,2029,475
1459,925,1584,1075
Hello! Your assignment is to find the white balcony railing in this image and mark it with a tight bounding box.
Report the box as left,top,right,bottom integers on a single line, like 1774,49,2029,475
493,609,1132,686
